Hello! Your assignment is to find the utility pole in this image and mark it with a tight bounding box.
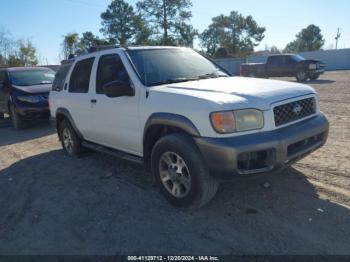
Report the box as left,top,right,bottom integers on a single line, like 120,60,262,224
335,28,341,49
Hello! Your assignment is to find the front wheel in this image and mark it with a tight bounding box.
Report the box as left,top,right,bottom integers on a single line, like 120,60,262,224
151,133,219,208
309,75,319,80
296,71,308,82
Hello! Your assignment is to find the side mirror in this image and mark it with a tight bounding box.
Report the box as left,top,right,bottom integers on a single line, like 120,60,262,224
103,80,134,98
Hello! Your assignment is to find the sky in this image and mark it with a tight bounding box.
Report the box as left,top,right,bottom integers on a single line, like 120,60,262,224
0,0,349,64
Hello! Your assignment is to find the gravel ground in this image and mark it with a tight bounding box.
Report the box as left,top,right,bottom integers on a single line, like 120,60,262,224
0,71,349,255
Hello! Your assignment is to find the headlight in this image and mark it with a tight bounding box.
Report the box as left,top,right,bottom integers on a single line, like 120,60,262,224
210,111,236,133
17,95,41,103
309,64,317,70
234,109,264,132
210,109,264,133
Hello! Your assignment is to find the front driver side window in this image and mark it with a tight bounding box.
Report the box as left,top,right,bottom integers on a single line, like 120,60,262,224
96,54,130,94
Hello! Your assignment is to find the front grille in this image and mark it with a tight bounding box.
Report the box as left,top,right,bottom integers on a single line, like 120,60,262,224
274,97,316,127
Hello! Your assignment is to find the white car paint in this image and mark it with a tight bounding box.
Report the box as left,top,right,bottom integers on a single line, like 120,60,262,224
50,47,319,157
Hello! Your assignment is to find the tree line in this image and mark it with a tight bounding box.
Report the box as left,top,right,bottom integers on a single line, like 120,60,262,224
0,30,39,67
62,0,326,59
1,0,327,66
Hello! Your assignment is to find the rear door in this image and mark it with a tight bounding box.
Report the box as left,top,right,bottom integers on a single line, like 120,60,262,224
63,56,96,139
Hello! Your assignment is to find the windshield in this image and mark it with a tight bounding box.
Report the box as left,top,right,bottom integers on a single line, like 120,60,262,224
127,48,228,86
291,55,305,62
9,69,55,86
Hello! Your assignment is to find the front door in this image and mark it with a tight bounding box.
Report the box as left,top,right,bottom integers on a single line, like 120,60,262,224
88,53,141,156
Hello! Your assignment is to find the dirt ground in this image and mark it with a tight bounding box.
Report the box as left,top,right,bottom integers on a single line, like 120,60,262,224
0,71,349,255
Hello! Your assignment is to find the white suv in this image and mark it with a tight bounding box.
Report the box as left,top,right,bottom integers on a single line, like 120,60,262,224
49,46,329,207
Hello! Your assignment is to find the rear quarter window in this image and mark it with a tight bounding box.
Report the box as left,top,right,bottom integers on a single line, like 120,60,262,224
52,62,73,91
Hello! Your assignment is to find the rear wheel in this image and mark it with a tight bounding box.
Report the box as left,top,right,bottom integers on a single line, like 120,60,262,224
10,104,26,129
151,133,219,208
58,119,82,157
0,112,4,120
296,71,308,82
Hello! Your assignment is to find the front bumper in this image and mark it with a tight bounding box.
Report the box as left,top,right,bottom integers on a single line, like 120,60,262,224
309,69,325,75
194,113,329,178
15,101,50,120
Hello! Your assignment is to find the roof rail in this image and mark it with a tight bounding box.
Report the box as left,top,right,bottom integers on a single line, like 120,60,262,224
60,45,121,64
88,45,120,53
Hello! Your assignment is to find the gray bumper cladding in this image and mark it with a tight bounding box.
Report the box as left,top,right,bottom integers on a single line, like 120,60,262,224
194,113,329,177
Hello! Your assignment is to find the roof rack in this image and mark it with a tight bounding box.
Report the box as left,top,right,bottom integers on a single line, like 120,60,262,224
88,45,120,53
60,45,121,64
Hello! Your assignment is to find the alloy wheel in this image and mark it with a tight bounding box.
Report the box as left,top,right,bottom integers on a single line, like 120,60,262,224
62,127,74,154
158,151,192,198
297,71,306,81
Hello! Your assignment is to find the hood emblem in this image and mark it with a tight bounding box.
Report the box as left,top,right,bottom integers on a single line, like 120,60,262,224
293,104,302,115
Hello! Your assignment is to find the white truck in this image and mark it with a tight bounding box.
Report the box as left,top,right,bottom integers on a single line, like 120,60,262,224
49,46,329,207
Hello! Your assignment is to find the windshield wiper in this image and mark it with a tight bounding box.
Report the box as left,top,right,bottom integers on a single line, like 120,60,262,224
149,77,199,86
197,73,228,79
32,82,52,85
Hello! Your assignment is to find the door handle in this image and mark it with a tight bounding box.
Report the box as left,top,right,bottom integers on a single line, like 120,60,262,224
91,99,97,104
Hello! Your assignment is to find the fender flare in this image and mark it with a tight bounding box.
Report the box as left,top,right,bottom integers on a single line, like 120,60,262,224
143,112,201,140
55,108,84,139
142,113,201,172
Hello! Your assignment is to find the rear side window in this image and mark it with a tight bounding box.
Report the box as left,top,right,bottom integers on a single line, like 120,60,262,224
96,54,129,94
69,57,95,93
52,62,73,91
269,56,281,65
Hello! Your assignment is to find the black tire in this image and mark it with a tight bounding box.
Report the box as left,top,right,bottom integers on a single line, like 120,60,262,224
296,71,308,82
58,119,82,157
0,112,4,120
309,75,319,80
10,104,26,129
151,133,219,208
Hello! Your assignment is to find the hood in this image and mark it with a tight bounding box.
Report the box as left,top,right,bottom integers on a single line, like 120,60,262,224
13,84,52,94
149,77,315,110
